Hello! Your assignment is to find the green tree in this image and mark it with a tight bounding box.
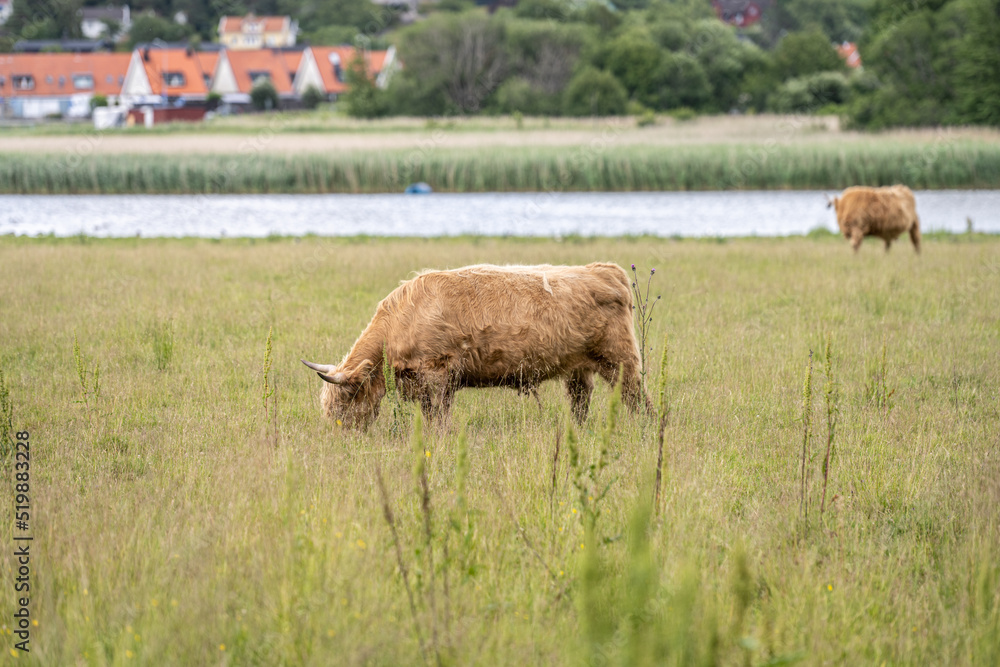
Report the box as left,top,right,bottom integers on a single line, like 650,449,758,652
603,27,663,101
954,0,1000,125
5,0,82,41
250,79,280,111
342,54,388,118
392,11,508,114
687,19,764,112
127,14,193,49
563,67,628,116
648,51,711,110
301,85,325,110
771,27,846,81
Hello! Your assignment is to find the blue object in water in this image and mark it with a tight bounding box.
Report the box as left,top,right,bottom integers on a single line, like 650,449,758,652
404,182,433,194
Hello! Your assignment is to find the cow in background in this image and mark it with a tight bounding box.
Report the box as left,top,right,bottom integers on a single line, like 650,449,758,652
827,185,922,253
302,263,654,429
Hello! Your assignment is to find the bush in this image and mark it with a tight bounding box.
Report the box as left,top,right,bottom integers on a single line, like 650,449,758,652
89,94,108,111
770,71,850,113
342,56,389,118
563,67,628,116
649,51,711,110
206,91,222,111
250,80,280,112
771,27,845,81
301,85,325,110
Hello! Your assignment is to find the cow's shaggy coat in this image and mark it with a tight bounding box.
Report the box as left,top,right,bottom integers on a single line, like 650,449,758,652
828,185,922,253
303,263,654,429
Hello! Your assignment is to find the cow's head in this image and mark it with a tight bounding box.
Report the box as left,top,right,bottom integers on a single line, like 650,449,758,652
301,359,384,429
825,194,839,211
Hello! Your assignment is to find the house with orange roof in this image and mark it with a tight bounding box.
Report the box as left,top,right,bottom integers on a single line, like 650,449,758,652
293,46,396,100
210,48,299,105
120,46,212,106
837,42,862,69
0,52,130,118
218,15,298,50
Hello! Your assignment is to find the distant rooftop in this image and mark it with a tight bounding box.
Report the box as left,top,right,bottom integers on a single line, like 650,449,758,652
14,39,113,53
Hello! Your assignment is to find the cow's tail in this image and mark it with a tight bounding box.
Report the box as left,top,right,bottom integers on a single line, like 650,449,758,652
910,216,922,254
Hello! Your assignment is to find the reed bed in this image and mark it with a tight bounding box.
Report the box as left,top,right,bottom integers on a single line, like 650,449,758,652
1,141,999,194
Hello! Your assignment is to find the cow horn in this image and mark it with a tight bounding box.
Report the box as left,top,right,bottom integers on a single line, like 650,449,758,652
318,371,348,384
301,359,336,374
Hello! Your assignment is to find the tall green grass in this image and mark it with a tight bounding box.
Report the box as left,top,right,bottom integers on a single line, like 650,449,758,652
1,141,999,194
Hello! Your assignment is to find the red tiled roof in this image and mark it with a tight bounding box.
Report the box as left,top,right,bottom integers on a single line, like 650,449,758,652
226,49,296,95
837,42,862,69
280,51,302,73
219,16,288,33
138,47,211,96
195,51,219,76
309,47,387,95
0,52,130,97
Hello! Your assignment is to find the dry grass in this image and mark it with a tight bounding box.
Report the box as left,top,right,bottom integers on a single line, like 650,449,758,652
2,113,999,155
0,234,998,665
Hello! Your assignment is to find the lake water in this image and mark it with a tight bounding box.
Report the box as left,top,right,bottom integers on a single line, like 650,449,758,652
1,191,998,238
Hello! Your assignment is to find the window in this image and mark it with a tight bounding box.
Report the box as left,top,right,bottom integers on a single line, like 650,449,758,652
72,73,94,90
45,75,53,84
249,70,271,86
13,75,34,90
58,75,66,87
163,71,186,87
106,74,113,84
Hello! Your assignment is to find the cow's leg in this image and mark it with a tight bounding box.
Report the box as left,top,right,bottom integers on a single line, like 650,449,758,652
850,228,864,252
909,219,922,253
565,369,594,424
884,238,892,252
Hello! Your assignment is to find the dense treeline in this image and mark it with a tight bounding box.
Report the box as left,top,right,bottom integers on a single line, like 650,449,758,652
2,0,998,128
368,0,1000,127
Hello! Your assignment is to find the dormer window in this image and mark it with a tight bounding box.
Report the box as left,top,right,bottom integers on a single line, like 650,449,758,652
72,73,93,90
12,75,33,90
163,71,186,87
249,70,271,86
45,75,53,85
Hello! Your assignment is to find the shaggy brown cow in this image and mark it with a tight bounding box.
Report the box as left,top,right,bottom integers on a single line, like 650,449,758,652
302,262,654,429
827,185,922,253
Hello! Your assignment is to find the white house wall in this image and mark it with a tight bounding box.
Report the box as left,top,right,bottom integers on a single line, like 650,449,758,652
293,48,325,96
120,51,153,105
211,51,240,95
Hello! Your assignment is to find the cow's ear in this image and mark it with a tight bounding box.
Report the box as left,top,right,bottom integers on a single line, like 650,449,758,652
348,359,376,382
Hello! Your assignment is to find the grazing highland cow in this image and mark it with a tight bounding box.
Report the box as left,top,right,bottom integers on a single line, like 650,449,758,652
302,263,654,429
827,185,922,253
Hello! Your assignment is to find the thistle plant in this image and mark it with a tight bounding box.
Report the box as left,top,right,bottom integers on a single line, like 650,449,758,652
73,333,101,416
799,350,814,526
820,334,839,518
630,264,661,381
654,332,669,512
261,327,275,423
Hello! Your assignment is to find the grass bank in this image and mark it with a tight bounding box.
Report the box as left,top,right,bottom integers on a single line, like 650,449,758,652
2,141,1000,194
1,235,998,664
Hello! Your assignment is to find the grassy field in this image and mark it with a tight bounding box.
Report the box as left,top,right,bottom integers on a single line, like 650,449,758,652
1,114,999,193
1,234,998,665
